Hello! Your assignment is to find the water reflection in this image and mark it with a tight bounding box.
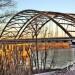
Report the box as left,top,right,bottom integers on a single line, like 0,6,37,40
32,48,75,70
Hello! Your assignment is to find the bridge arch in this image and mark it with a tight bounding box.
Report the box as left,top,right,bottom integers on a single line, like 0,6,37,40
0,9,75,39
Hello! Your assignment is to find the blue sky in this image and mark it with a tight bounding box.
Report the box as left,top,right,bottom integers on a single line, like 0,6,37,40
15,0,75,13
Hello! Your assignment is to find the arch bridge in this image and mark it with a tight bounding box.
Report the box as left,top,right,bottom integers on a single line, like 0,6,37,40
0,10,75,75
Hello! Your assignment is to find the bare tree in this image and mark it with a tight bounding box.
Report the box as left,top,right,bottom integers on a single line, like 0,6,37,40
0,1,16,75
0,0,16,23
0,0,15,8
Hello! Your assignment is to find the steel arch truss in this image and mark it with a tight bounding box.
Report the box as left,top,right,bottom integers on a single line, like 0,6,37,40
0,9,75,39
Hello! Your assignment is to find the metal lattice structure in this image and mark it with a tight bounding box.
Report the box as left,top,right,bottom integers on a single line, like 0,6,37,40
0,9,75,40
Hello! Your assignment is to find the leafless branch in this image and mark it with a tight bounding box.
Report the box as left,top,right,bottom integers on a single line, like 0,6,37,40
0,0,15,8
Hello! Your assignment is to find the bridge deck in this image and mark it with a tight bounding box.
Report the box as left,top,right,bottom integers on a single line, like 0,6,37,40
0,37,75,44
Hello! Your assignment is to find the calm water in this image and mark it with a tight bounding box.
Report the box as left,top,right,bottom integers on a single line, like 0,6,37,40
34,48,75,69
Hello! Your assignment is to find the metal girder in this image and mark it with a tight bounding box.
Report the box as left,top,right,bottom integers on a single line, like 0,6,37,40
16,14,43,39
0,10,40,39
0,9,75,39
17,13,52,39
19,13,72,38
0,37,73,44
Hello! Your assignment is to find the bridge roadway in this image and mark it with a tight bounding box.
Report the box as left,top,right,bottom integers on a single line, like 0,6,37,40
0,37,75,44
